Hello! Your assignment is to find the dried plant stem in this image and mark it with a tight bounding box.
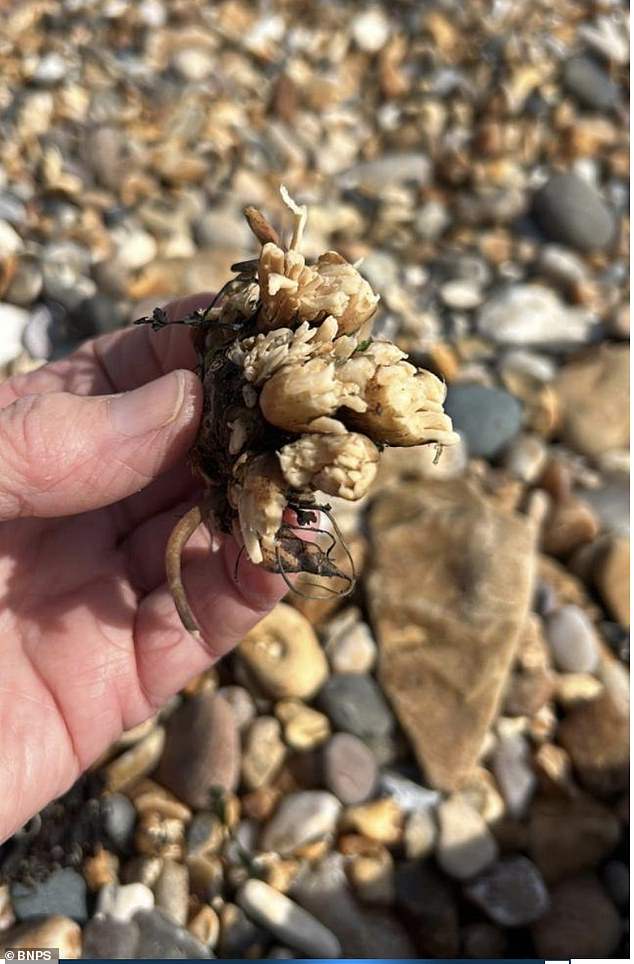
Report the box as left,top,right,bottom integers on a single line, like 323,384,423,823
165,505,204,643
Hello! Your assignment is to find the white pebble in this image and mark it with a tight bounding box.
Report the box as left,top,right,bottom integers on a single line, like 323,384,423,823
436,795,498,880
96,882,154,922
0,219,22,258
0,303,29,366
351,7,391,53
545,605,601,674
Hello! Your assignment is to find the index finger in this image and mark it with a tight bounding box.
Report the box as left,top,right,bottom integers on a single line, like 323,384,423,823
0,293,213,409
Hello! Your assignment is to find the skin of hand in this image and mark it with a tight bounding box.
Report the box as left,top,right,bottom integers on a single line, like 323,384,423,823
0,294,288,844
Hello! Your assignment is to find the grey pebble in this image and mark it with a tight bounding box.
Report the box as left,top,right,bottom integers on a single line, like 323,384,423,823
533,173,616,252
237,879,341,958
464,856,550,927
444,384,522,459
134,907,212,959
317,674,395,741
101,792,137,853
291,853,416,958
22,305,57,360
260,790,341,855
82,915,140,959
491,730,536,819
73,294,127,337
545,605,601,673
563,56,620,111
154,859,189,925
338,152,430,193
0,191,27,225
11,867,87,923
322,733,377,805
217,903,267,958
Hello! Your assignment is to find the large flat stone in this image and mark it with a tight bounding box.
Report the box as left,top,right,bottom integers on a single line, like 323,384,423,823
367,479,536,792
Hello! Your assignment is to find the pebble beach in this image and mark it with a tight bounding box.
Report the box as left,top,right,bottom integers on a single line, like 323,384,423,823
0,0,629,959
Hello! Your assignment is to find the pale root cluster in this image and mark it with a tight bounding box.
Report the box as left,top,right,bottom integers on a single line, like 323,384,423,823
225,238,458,565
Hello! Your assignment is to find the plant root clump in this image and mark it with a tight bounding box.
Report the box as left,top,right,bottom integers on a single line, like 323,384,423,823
137,189,459,641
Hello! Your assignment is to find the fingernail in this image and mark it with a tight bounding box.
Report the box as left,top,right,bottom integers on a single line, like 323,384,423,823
111,371,185,438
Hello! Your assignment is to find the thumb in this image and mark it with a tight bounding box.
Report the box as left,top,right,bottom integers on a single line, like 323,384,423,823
0,369,202,521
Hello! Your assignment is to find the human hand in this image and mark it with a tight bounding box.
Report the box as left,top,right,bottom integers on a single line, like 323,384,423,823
0,295,287,844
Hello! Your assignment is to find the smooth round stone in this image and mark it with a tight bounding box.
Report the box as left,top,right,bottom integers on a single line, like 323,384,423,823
351,7,390,52
104,726,166,793
96,883,154,923
444,384,522,459
73,294,126,336
440,279,483,310
31,52,67,86
491,729,536,819
11,868,87,923
465,857,549,927
171,47,215,82
110,222,157,269
217,685,256,730
323,733,377,805
6,257,43,306
1,916,82,959
237,879,341,958
156,692,240,808
533,173,616,252
0,218,22,257
239,603,329,701
260,791,341,856
241,716,286,790
502,433,547,483
478,284,595,348
22,304,58,360
436,795,498,880
563,56,620,111
378,770,440,813
0,303,29,366
134,908,211,959
325,619,377,675
101,792,137,853
545,605,601,673
82,915,140,959
154,860,189,925
338,153,431,194
414,200,450,240
538,244,588,288
317,674,394,741
193,207,252,249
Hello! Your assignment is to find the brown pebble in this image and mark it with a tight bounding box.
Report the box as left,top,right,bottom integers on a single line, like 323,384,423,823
83,847,119,891
156,692,240,808
104,726,166,792
188,905,220,950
